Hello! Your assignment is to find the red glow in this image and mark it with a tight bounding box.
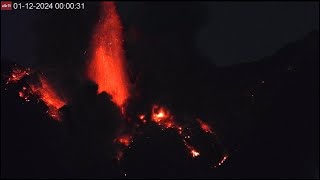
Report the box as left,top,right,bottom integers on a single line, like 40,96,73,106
190,149,200,158
3,2,228,169
115,135,132,161
5,66,65,121
29,75,66,121
138,114,146,123
196,118,213,134
183,139,200,158
6,66,31,84
87,2,130,109
18,87,31,102
139,114,145,120
150,105,202,158
151,105,175,128
116,135,132,147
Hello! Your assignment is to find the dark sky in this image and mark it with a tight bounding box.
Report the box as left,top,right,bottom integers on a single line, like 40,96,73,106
196,1,319,66
1,1,319,66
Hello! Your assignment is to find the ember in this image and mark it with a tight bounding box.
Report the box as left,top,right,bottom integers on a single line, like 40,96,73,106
138,114,146,123
151,105,176,128
214,155,229,168
197,118,214,134
116,135,133,147
6,66,31,84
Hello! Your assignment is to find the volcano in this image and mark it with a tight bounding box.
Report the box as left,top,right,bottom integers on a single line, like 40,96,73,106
1,1,318,179
1,2,227,178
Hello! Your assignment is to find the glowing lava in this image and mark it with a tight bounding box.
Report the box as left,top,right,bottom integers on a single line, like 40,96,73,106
87,2,130,109
196,118,214,134
3,2,229,172
183,139,200,158
151,105,175,128
29,75,66,121
8,69,67,122
115,134,134,161
190,149,200,158
150,105,201,158
138,114,146,123
6,66,31,84
115,135,133,147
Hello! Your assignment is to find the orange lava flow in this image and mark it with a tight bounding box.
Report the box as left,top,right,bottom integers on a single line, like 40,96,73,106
151,105,176,128
183,139,200,158
5,66,65,121
87,2,130,108
30,75,66,121
151,104,201,158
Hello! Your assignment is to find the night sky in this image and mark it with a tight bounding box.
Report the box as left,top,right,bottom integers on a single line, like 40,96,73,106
1,2,319,66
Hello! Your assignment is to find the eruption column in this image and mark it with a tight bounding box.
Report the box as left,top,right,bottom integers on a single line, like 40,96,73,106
87,2,130,109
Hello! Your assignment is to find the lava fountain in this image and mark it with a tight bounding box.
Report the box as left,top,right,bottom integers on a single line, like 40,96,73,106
87,2,130,109
3,2,229,175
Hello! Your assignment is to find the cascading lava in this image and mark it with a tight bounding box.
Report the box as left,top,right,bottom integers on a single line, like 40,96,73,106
87,2,130,109
29,74,66,121
3,1,229,177
4,66,66,122
116,104,226,166
85,1,228,172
